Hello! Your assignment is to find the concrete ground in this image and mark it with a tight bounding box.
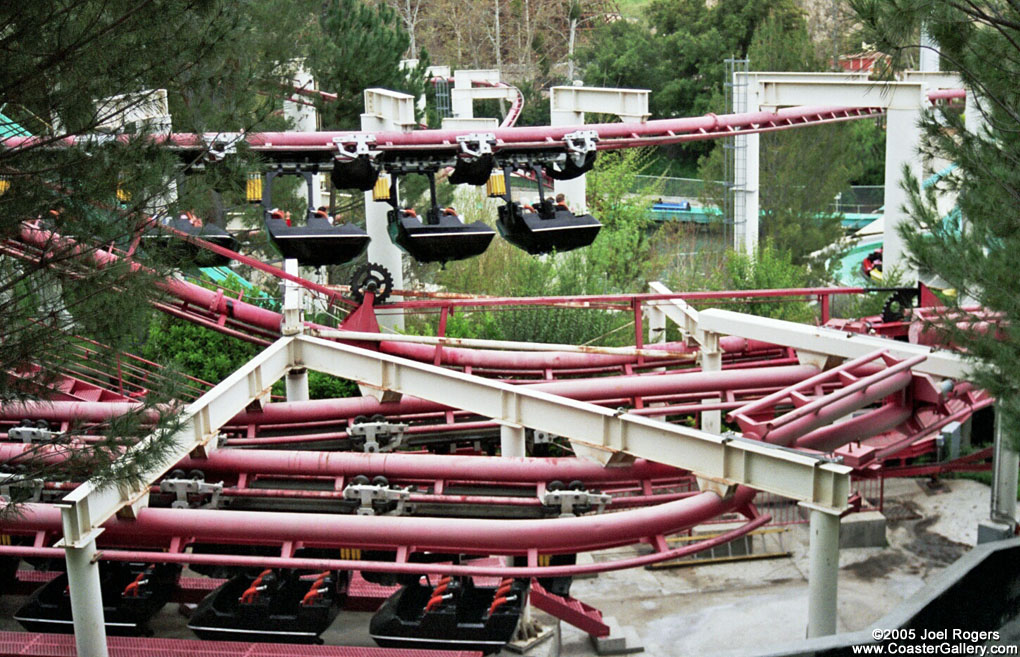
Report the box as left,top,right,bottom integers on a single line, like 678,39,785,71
0,478,994,657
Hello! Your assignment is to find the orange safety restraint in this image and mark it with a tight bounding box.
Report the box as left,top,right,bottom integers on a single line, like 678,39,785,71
487,577,516,615
239,568,274,604
300,571,332,606
424,575,453,612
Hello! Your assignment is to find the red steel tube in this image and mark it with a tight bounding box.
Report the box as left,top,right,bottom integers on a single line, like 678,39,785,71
794,403,913,453
761,371,914,446
0,512,769,577
0,364,819,427
0,443,686,484
8,486,755,555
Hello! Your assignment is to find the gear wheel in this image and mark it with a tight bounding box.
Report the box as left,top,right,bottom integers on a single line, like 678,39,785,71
881,288,919,323
349,263,394,304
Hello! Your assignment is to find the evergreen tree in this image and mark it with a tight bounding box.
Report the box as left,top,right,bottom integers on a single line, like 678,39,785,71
305,0,430,130
851,1,1020,446
0,0,308,509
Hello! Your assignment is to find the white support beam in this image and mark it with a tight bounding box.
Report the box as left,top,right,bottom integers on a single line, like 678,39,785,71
698,309,972,380
440,117,500,131
548,85,649,213
805,505,841,637
902,71,961,89
297,335,852,511
731,72,878,255
57,337,295,545
758,80,925,111
549,86,650,122
450,86,517,119
454,69,501,89
362,90,414,331
648,281,703,346
363,88,417,129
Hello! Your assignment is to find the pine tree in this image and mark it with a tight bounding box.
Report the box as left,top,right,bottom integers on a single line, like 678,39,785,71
0,0,309,510
851,1,1020,446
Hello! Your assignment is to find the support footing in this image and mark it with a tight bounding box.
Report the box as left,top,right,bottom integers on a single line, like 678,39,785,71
977,519,1016,544
589,616,644,655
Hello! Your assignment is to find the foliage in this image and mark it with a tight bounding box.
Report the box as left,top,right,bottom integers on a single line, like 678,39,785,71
851,0,1020,448
693,10,872,272
422,149,661,344
717,241,816,322
578,0,804,167
306,0,430,130
0,0,315,503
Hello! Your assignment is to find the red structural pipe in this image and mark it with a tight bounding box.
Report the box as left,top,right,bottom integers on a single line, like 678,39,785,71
760,370,913,447
0,512,769,577
8,486,755,556
0,364,819,428
13,222,799,374
794,402,913,453
3,105,882,153
0,443,686,484
927,89,965,102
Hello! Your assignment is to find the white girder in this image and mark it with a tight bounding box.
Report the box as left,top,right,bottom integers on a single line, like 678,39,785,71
362,88,417,129
57,336,295,547
549,86,650,122
698,308,972,381
296,335,852,511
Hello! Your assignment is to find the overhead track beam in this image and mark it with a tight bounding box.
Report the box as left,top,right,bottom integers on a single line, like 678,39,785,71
297,335,852,511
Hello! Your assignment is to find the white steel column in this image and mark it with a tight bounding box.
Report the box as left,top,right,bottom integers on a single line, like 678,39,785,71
804,506,841,638
282,259,309,401
361,89,416,332
64,536,109,657
883,107,923,277
990,408,1019,530
500,424,526,458
919,26,940,73
700,331,722,433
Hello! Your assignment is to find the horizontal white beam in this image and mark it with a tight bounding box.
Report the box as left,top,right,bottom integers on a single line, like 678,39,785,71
440,117,500,131
759,80,924,111
698,309,972,380
550,86,650,121
454,69,500,89
299,335,852,511
648,282,703,345
58,337,295,546
363,88,416,127
902,71,963,89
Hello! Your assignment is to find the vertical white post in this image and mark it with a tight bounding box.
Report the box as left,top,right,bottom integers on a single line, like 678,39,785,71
735,74,759,255
500,424,526,458
882,106,923,278
700,331,722,432
65,538,110,657
549,109,588,213
361,121,405,332
647,304,666,345
991,408,1019,528
919,26,940,73
282,259,309,401
805,507,840,638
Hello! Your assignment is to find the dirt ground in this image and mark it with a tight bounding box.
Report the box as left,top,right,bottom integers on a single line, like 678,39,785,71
0,478,995,657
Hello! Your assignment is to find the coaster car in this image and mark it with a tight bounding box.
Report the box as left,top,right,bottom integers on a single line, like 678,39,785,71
388,206,495,264
370,575,528,655
144,213,239,267
497,198,601,255
386,170,494,264
14,562,180,636
261,169,369,267
188,567,348,643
